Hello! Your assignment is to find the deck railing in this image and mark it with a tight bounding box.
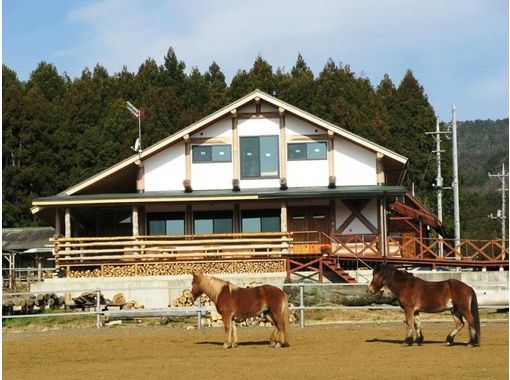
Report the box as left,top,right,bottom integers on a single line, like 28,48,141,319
50,231,508,272
51,232,293,268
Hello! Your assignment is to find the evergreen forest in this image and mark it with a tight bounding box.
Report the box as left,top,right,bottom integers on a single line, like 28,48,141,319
2,48,508,240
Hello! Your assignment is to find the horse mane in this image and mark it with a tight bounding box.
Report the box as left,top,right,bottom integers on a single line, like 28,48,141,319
380,264,415,281
392,267,415,280
196,274,239,303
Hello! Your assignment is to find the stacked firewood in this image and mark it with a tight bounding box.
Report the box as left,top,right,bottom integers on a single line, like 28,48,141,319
172,290,212,308
66,260,285,278
2,293,66,315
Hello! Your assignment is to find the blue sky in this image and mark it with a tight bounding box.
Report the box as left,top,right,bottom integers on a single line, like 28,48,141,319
3,0,508,122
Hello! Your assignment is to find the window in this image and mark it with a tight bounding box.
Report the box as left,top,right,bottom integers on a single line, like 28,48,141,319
242,210,281,232
192,145,231,163
288,142,327,160
97,208,132,236
240,136,279,178
147,212,185,235
193,211,233,234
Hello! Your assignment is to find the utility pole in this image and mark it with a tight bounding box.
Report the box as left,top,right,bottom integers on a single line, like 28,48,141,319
489,163,508,253
451,105,461,256
426,118,450,257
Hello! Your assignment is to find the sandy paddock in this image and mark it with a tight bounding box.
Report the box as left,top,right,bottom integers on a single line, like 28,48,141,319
3,321,508,380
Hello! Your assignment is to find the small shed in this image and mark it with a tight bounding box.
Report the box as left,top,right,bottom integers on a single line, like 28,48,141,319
2,227,55,288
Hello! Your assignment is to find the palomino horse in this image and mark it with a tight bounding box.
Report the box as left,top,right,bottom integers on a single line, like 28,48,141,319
368,263,480,346
191,273,290,348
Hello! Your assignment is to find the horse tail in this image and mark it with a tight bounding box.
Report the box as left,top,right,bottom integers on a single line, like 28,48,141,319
282,292,290,346
470,288,481,345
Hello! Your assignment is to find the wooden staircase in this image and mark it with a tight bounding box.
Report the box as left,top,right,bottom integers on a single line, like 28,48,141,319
322,258,357,283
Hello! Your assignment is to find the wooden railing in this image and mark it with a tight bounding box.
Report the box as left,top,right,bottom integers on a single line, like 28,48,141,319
50,231,508,271
322,233,508,267
51,232,293,268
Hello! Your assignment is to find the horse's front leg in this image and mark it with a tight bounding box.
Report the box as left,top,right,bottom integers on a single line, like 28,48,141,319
222,315,234,349
403,308,415,346
414,313,424,345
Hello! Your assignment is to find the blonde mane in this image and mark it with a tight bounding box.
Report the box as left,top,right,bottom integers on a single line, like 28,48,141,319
198,274,238,303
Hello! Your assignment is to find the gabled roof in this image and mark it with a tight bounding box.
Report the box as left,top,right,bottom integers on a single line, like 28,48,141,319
51,90,409,197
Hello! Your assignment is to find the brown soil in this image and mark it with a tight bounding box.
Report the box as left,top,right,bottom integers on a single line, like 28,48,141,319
3,321,508,380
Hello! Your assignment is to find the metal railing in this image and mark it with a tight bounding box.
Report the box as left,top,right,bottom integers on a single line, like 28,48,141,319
3,282,508,329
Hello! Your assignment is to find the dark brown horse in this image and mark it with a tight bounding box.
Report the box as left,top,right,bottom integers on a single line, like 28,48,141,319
191,273,290,348
368,263,480,346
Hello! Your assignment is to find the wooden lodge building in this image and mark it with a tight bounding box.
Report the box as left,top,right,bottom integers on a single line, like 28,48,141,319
31,90,506,283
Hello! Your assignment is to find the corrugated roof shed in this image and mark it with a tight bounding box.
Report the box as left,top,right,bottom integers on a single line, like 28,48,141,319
2,227,55,251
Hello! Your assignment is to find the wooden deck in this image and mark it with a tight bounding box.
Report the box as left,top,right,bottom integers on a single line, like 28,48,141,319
49,232,508,278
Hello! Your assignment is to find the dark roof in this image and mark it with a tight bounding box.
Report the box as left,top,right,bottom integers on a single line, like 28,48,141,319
2,227,55,251
32,185,408,206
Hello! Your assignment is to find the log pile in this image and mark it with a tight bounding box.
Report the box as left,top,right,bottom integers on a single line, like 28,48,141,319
171,289,212,308
67,260,285,278
2,292,66,315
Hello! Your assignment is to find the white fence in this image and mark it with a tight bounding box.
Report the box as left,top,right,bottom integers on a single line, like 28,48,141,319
3,282,508,329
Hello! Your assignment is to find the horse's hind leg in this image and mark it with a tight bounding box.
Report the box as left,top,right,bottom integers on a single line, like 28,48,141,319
414,313,424,345
231,321,238,348
268,311,285,348
446,307,465,346
461,307,479,346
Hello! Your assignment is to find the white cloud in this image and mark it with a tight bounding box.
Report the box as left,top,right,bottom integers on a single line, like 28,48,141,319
52,0,507,120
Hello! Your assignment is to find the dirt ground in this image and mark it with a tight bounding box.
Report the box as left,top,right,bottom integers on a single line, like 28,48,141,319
3,320,508,380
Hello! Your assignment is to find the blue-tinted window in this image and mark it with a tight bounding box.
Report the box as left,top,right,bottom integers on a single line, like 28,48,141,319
241,210,280,232
193,211,233,234
288,142,327,160
147,212,185,235
241,136,278,178
192,145,231,163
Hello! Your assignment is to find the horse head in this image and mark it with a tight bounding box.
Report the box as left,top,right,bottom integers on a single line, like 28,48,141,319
191,273,204,300
368,263,392,294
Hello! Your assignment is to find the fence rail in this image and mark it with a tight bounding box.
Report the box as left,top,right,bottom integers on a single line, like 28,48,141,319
3,283,508,329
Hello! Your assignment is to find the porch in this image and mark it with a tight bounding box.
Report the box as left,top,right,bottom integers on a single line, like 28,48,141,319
50,231,508,282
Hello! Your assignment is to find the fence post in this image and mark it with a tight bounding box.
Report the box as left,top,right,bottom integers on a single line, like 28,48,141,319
299,284,305,328
197,296,202,329
96,288,101,329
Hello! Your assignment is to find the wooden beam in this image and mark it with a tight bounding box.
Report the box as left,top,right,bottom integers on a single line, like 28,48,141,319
65,208,71,238
236,112,280,119
184,134,191,184
231,109,239,184
377,152,385,185
279,107,287,185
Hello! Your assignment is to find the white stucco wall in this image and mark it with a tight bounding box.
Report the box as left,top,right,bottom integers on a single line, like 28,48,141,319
238,117,279,136
192,162,233,190
334,137,377,185
144,143,186,191
286,115,323,136
142,112,382,192
190,117,231,138
287,160,329,187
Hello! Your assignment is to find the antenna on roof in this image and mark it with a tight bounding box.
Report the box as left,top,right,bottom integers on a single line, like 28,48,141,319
131,138,141,153
272,90,277,98
126,101,142,154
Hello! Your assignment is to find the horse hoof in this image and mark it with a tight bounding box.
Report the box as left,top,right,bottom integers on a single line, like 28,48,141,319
223,343,231,349
445,336,454,346
274,342,282,349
